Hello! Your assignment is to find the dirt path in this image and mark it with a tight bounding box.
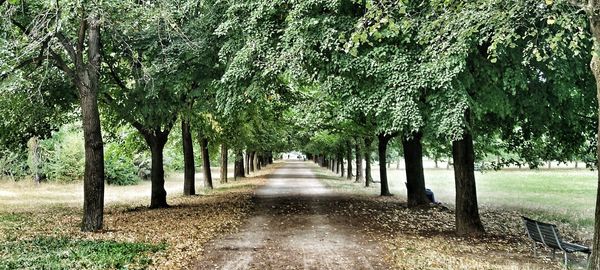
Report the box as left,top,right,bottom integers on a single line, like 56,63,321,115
194,161,389,270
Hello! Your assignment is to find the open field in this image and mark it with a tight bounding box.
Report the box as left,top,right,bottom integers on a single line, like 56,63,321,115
320,161,597,243
0,166,235,212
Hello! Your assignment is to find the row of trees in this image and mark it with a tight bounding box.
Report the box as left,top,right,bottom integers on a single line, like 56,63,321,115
3,0,600,268
281,0,600,268
0,0,291,232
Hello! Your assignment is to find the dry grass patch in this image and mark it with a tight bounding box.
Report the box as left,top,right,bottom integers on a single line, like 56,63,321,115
0,164,280,269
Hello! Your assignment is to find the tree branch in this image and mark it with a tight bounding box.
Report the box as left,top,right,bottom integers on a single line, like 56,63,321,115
48,48,74,77
55,32,77,63
76,15,88,65
103,52,129,91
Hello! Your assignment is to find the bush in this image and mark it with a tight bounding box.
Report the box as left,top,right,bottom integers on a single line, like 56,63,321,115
0,149,28,180
105,144,140,186
39,125,85,182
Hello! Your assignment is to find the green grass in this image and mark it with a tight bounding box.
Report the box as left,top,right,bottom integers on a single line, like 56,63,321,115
316,166,597,235
0,236,166,270
407,169,597,230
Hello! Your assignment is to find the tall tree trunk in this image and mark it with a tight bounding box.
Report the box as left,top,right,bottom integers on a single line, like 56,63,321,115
245,151,250,175
341,153,345,177
355,140,363,183
182,119,195,196
200,137,213,189
148,134,169,208
256,153,261,170
331,157,335,172
220,143,228,183
235,150,245,178
364,137,374,186
346,141,353,180
588,21,600,267
452,110,484,236
403,132,429,207
378,133,395,196
79,17,104,231
249,151,255,172
27,136,42,184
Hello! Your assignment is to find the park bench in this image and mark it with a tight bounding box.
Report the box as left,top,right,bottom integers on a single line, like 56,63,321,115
522,216,590,269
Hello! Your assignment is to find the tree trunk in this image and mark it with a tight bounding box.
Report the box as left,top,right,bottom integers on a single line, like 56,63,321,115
235,150,245,178
79,17,104,231
434,157,439,169
256,153,261,170
403,132,429,207
452,112,485,236
341,153,345,177
182,119,195,195
396,157,400,170
364,137,374,186
245,151,250,175
149,135,168,208
220,143,228,183
355,140,363,183
332,157,336,172
588,25,600,267
268,152,273,164
27,136,42,184
200,137,213,189
346,141,353,180
378,133,394,196
249,151,255,172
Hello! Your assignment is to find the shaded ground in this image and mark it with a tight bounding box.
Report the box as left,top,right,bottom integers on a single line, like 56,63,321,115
195,161,389,270
197,161,572,270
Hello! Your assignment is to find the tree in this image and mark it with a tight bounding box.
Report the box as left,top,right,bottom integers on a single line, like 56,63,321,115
2,1,105,231
403,132,430,207
182,117,195,195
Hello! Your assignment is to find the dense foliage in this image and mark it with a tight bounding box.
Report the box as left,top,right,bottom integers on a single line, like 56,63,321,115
2,0,600,263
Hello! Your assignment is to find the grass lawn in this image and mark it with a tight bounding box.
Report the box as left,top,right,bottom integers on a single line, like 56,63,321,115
319,163,597,242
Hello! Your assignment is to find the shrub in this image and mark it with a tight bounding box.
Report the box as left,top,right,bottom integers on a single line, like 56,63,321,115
39,125,85,183
0,149,28,180
104,144,139,186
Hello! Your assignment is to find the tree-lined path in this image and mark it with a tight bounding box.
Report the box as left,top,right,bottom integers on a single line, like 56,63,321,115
195,160,388,270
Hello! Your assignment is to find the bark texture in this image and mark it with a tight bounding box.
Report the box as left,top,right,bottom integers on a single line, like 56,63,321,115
403,132,429,207
249,151,255,172
148,135,169,208
346,141,353,180
355,140,363,183
235,150,245,178
220,143,228,183
364,137,374,187
452,111,484,236
200,137,213,189
377,133,395,196
589,16,600,268
79,17,104,231
182,119,195,196
245,151,250,175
